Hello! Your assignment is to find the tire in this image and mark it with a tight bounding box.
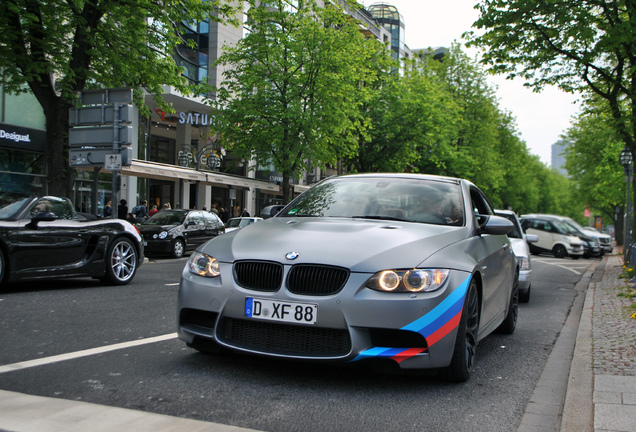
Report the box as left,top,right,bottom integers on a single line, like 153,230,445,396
0,249,5,287
101,237,138,285
519,284,531,303
553,244,567,258
497,270,519,334
172,239,185,258
445,279,479,382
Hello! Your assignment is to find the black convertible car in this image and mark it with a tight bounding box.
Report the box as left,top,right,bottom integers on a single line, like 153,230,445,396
0,192,144,286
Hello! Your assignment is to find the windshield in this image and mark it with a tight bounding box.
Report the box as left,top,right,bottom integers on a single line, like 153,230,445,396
142,210,186,226
0,192,33,220
278,176,465,226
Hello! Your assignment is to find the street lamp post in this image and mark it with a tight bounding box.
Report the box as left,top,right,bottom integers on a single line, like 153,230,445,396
177,142,222,209
620,145,633,262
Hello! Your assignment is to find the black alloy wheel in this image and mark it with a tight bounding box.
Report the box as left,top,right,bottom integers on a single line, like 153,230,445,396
445,278,480,382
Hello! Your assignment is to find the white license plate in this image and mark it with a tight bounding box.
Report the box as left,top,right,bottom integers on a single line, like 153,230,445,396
245,297,318,325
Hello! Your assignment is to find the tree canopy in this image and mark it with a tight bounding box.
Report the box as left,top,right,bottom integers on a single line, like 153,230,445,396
468,0,636,231
0,0,237,197
211,0,393,203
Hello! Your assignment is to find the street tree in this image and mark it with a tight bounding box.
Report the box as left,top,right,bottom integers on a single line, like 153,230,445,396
563,95,626,240
0,0,237,198
211,0,392,203
468,0,636,232
345,58,460,174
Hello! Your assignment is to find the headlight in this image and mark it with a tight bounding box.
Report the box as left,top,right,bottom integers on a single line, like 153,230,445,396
158,231,168,239
366,269,449,293
187,252,220,277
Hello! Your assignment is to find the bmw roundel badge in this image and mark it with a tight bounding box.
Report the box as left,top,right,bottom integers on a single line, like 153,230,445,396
285,251,300,260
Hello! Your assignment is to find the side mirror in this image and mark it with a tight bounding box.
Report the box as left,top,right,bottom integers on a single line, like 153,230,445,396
27,211,57,229
479,215,514,235
260,205,285,219
525,234,539,243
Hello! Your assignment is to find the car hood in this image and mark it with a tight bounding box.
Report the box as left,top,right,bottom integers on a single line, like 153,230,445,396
201,217,470,272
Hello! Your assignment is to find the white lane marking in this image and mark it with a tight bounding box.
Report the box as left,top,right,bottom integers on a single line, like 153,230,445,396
165,283,180,286
534,258,583,274
0,333,177,374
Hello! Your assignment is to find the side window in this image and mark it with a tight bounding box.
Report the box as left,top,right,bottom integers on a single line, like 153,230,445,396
470,187,494,218
188,212,204,227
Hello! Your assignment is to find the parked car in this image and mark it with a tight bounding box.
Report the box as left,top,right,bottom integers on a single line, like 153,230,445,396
520,215,584,259
224,216,263,233
178,173,518,382
495,210,538,303
0,192,143,286
138,209,225,258
522,214,602,258
582,226,614,253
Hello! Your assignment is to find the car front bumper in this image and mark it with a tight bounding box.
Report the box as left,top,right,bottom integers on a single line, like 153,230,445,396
177,264,474,371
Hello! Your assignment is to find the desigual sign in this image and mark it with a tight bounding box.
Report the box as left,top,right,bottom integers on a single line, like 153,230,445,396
0,129,31,143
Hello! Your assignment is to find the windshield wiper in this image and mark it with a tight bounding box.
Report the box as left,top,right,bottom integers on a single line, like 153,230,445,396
351,215,410,222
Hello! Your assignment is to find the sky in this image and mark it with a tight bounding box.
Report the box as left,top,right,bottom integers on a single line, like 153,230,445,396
359,0,581,166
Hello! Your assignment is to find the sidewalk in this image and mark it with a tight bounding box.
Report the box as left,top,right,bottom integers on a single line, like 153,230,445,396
561,249,636,432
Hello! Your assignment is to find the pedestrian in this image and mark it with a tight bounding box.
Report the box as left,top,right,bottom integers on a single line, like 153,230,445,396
210,202,219,215
103,200,112,218
241,208,250,217
162,202,171,211
149,204,158,217
220,206,229,223
132,199,149,221
118,199,128,220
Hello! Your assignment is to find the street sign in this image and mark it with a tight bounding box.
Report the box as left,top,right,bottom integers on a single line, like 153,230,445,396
80,88,133,105
69,125,134,147
105,154,122,171
69,147,132,167
69,104,134,126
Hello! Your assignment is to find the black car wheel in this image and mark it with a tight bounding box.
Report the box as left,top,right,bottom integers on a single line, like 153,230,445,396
172,239,185,258
497,270,519,334
519,284,531,303
553,244,567,258
101,237,138,285
0,249,5,285
445,278,479,382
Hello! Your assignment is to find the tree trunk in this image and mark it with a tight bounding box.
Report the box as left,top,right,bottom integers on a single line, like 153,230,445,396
45,102,75,199
282,174,292,204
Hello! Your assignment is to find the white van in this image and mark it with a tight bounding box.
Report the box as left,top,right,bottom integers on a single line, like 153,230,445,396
520,216,584,259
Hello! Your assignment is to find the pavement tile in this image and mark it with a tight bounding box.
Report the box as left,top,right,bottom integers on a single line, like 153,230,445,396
595,403,636,431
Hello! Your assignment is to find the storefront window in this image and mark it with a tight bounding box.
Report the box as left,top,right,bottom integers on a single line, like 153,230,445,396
0,148,45,194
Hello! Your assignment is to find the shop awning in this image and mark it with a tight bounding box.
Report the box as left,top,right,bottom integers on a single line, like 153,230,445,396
119,160,281,193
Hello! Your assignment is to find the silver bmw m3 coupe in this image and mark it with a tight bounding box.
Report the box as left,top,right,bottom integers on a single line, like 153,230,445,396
177,173,518,382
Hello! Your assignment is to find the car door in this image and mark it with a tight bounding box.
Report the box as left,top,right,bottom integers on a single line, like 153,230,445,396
523,218,552,253
13,198,89,273
470,188,514,332
183,211,205,249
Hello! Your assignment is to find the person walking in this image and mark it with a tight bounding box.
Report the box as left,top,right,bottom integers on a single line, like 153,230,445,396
103,200,112,218
117,199,128,220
